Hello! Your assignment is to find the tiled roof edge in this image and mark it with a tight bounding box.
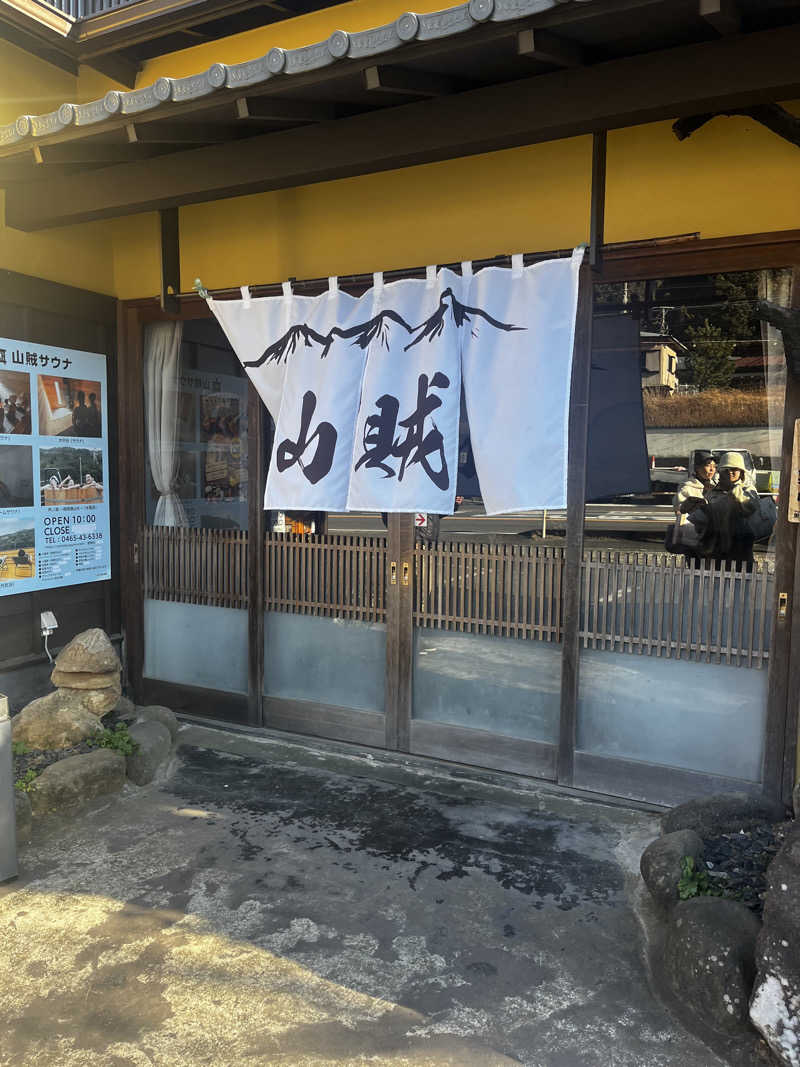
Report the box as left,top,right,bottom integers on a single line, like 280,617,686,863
0,0,594,148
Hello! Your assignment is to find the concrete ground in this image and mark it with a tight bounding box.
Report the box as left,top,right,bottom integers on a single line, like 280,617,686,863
0,724,734,1067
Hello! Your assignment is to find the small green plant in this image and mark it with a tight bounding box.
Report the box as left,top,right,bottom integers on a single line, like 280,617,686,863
88,722,139,757
678,855,724,900
14,768,38,793
12,740,28,757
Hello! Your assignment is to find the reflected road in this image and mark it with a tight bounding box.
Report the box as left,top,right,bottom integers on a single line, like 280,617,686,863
326,502,676,537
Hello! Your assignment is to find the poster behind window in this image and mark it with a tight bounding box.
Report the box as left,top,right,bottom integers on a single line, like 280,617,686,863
0,339,111,596
150,370,248,530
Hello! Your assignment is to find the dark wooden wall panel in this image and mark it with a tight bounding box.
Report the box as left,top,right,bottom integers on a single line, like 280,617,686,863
0,271,119,667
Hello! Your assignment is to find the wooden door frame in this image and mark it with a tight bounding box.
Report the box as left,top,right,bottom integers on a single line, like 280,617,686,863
117,229,800,804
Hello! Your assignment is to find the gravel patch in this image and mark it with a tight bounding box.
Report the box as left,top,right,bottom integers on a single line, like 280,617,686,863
704,820,792,914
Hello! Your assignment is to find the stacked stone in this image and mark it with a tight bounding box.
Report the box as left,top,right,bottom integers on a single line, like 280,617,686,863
12,628,122,750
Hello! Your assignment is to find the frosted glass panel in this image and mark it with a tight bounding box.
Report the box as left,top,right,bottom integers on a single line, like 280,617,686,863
264,613,385,712
413,628,560,743
144,599,248,693
577,650,766,781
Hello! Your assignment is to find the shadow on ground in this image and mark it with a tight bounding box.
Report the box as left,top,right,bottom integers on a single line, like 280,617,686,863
0,735,732,1067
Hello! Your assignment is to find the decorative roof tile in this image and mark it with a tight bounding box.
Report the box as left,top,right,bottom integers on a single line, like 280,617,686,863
0,0,593,149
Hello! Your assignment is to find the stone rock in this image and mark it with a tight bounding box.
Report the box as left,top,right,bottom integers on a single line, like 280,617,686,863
70,675,122,717
134,705,179,742
54,628,120,675
14,790,32,846
28,750,125,817
640,830,705,913
664,897,761,1037
50,668,119,690
11,692,102,750
113,695,135,718
662,793,786,838
126,721,172,786
750,822,800,1066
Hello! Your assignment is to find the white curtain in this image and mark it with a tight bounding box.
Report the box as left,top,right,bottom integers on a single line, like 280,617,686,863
144,321,187,527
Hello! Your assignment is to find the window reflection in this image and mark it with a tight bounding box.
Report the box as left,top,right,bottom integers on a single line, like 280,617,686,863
590,269,786,565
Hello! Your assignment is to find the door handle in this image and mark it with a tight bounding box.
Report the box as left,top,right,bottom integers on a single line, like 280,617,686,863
390,561,397,585
778,592,789,619
402,562,409,587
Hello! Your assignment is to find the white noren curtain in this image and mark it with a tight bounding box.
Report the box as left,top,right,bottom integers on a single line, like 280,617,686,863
144,321,187,527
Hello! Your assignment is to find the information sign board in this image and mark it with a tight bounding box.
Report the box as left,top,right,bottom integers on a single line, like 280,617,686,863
0,338,111,596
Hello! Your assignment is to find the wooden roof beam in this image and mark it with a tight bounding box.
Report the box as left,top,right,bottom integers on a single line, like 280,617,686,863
8,23,800,231
0,157,101,184
517,29,584,68
126,121,243,144
32,141,160,165
700,0,741,36
363,65,461,97
234,97,336,124
81,50,140,90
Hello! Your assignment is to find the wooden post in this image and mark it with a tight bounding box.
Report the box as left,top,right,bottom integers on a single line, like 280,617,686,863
557,130,605,784
159,208,180,314
763,268,800,803
385,513,413,751
117,302,146,699
557,264,594,784
247,384,266,727
589,131,606,269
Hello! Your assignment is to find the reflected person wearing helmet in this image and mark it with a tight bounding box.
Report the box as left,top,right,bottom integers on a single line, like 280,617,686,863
704,451,760,566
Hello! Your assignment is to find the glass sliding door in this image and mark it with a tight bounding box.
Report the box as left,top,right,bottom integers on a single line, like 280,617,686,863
141,317,250,715
262,511,388,747
132,258,794,806
573,269,789,805
407,390,564,778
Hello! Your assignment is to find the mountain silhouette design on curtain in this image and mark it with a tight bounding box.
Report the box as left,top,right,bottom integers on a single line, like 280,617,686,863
242,289,525,368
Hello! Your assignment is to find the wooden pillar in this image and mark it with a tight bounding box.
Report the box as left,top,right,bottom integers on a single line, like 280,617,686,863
247,384,266,727
159,208,180,314
589,131,606,269
557,264,593,784
764,267,800,803
557,130,605,784
117,303,146,699
384,513,414,751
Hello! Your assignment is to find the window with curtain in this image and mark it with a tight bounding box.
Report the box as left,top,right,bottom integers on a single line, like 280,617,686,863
144,317,248,529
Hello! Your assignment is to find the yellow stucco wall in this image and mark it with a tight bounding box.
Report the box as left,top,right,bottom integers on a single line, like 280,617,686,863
109,109,800,299
0,43,116,293
1,5,799,299
0,191,116,295
0,40,75,126
606,112,800,245
165,137,593,300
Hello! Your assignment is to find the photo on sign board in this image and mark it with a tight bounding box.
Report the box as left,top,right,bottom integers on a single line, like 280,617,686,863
0,371,32,435
0,516,35,580
39,446,104,506
0,444,34,508
38,375,102,438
